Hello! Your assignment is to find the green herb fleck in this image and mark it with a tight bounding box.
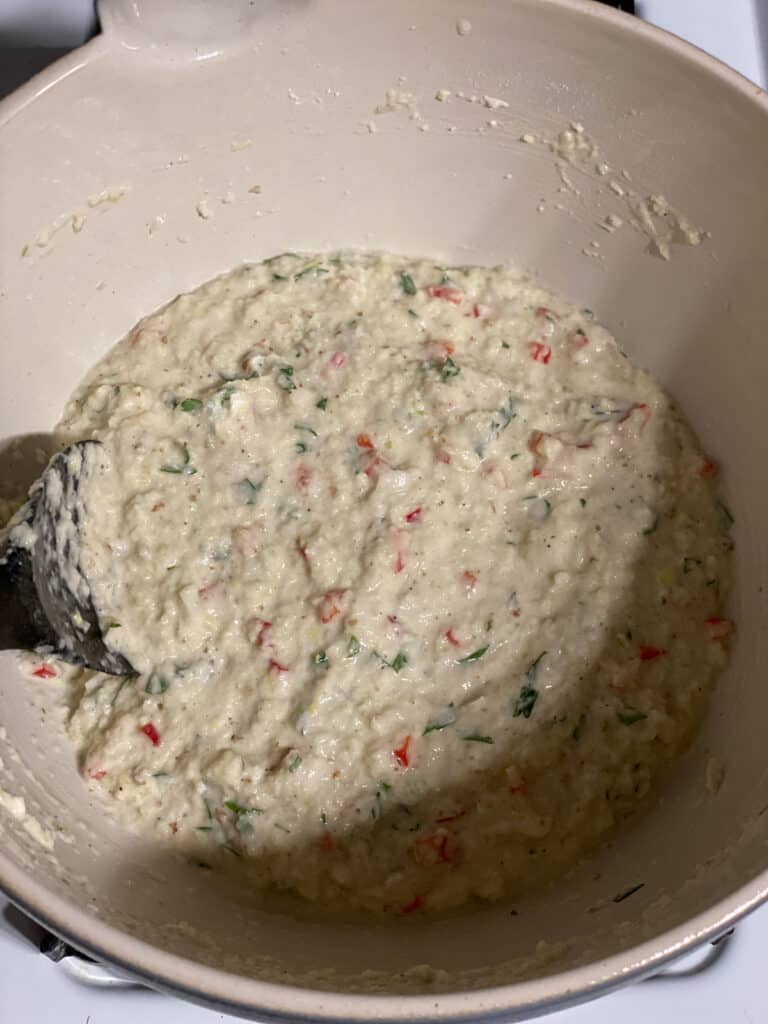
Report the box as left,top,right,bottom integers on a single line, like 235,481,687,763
642,518,658,536
580,498,587,508
105,622,121,631
195,826,213,833
399,271,417,296
179,398,203,412
160,443,196,475
145,672,169,696
423,706,456,734
440,357,460,382
513,685,538,719
617,708,647,726
287,754,302,773
458,645,489,664
485,618,493,632
347,635,361,657
501,341,511,349
313,650,328,668
224,800,263,817
320,811,327,825
462,732,494,744
295,441,310,453
719,501,735,527
407,308,418,318
294,423,318,437
277,366,296,391
391,651,408,673
316,396,329,410
612,882,645,904
295,262,328,279
234,478,262,506
272,272,288,281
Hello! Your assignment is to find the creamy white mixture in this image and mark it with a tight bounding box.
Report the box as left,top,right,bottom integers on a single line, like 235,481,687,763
53,253,733,914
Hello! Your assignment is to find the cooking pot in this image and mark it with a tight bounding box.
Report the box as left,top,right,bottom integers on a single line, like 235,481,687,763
1,0,766,1019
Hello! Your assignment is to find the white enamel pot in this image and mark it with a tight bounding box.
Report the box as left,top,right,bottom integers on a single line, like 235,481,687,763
1,1,767,1019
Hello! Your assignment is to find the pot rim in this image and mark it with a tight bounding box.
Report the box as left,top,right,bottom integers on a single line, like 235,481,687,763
1,0,767,1019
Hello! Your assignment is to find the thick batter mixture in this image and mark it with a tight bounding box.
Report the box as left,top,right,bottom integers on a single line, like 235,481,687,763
53,253,733,913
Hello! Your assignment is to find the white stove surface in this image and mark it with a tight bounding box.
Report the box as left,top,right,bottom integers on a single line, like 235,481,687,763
1,2,766,1022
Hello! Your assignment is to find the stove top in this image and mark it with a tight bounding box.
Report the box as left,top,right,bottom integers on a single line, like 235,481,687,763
1,1,766,1021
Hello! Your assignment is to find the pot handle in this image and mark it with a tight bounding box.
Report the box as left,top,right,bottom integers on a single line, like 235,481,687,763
97,0,264,50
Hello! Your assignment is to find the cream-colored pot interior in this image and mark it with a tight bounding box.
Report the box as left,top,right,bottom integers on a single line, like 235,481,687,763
1,1,767,1020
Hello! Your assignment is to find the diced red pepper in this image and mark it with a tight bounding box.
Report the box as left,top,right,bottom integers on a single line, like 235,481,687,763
426,285,463,304
424,340,455,362
639,644,667,662
405,507,422,524
618,402,651,432
436,809,466,823
568,328,589,351
528,341,552,365
462,570,478,592
401,895,425,914
31,664,57,679
393,735,412,768
140,723,161,746
252,619,272,647
414,831,463,865
88,767,107,781
704,617,733,641
535,306,559,320
394,552,406,574
445,628,461,647
317,589,345,624
356,432,375,450
319,832,336,852
268,658,289,674
699,457,718,480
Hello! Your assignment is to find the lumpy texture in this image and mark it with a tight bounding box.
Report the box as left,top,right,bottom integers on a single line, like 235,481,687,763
57,253,733,914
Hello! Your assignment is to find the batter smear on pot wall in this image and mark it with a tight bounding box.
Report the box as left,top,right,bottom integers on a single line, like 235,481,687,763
53,252,733,914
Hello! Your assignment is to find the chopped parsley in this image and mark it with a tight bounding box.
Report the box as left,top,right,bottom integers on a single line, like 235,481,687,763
295,262,328,279
462,733,494,744
224,800,263,817
287,755,302,773
617,708,647,726
145,672,169,696
179,398,203,412
313,650,328,668
719,501,735,528
513,652,546,718
458,645,489,664
160,442,196,475
580,498,587,508
391,651,408,673
272,272,288,281
316,396,329,410
346,635,361,657
277,366,296,391
105,622,121,631
234,478,262,505
294,423,318,436
423,706,456,734
399,271,417,296
440,357,460,382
